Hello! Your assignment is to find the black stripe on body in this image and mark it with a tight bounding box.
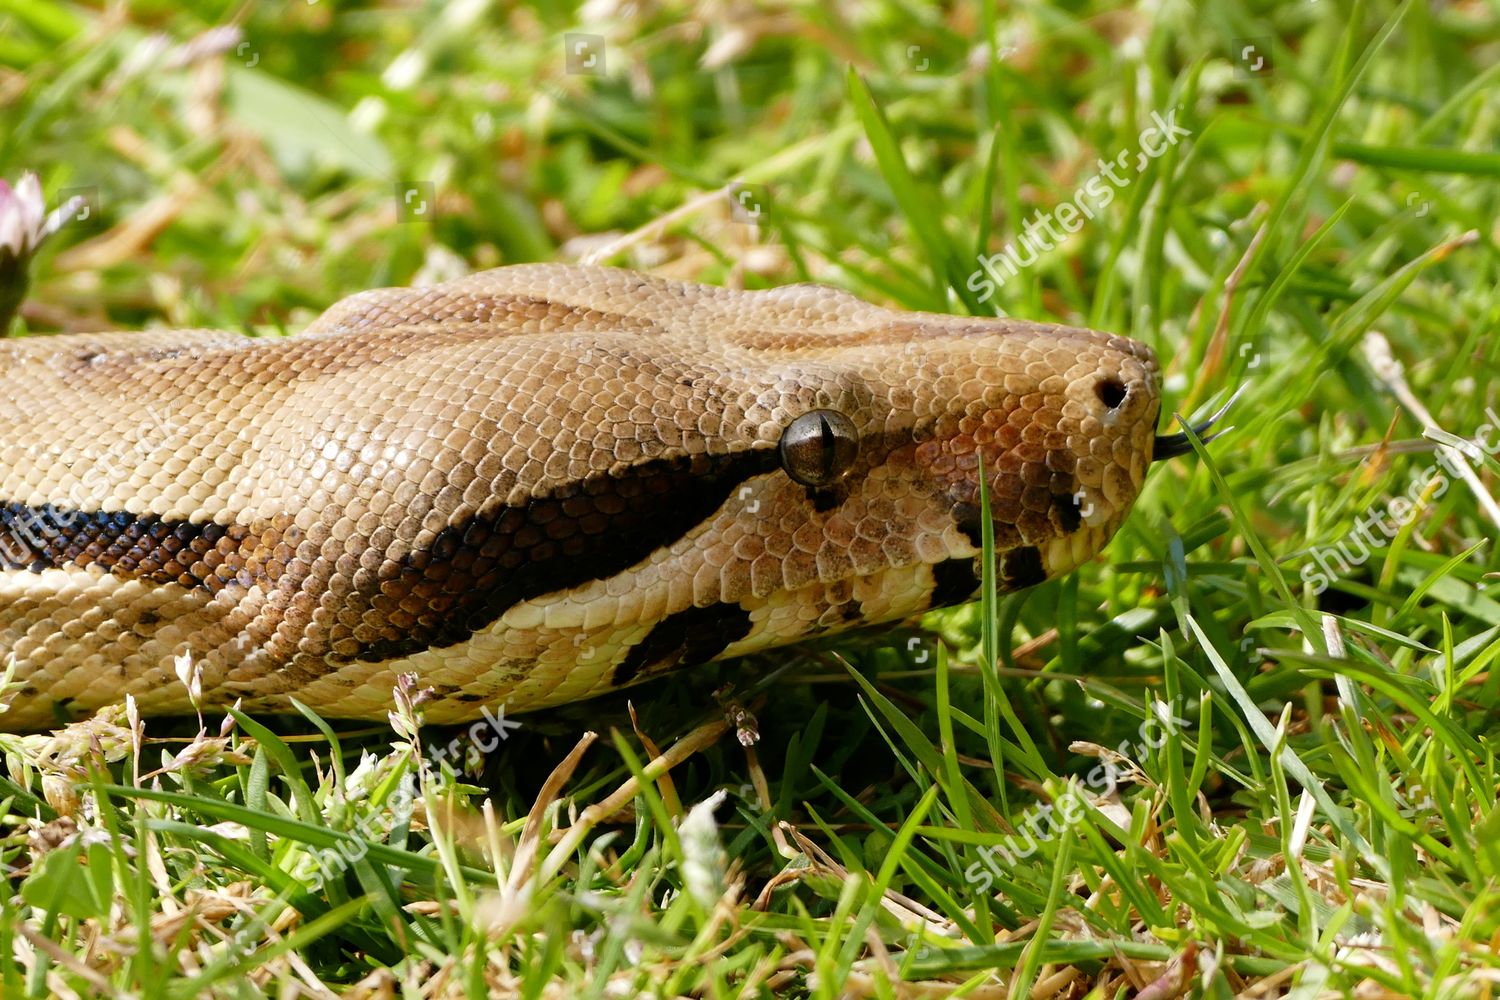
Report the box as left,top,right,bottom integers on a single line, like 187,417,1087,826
1,447,781,667
929,557,980,609
609,602,755,689
1000,545,1047,589
952,501,985,550
0,502,260,589
350,448,780,663
1052,492,1083,533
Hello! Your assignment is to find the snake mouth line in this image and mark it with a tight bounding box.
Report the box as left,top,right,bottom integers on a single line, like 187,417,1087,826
1152,385,1244,461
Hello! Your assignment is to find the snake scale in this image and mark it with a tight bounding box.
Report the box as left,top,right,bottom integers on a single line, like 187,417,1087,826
0,264,1204,730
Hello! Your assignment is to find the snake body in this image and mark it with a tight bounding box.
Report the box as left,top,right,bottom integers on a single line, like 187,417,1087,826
0,265,1168,729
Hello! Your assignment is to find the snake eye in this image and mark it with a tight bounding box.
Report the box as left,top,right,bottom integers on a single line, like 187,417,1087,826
778,409,860,487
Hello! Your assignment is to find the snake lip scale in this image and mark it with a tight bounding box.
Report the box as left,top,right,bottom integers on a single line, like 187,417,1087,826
0,264,1220,730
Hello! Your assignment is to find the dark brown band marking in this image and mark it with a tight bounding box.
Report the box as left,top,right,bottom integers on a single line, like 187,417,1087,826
807,485,847,513
2,447,780,670
610,602,755,689
929,557,980,609
348,448,780,663
0,502,273,590
952,502,986,550
1000,545,1047,589
1052,492,1082,534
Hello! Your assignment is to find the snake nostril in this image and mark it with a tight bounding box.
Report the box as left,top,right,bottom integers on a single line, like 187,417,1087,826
1095,378,1128,409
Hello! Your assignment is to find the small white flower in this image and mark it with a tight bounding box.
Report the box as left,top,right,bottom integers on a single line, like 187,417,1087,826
0,173,46,260
1,171,88,332
0,172,81,262
343,751,382,801
678,790,728,910
173,650,202,705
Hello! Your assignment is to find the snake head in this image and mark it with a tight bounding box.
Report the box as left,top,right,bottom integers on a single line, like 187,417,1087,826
862,316,1165,597
702,298,1173,646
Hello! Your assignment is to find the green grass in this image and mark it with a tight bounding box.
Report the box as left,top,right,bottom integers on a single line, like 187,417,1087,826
2,0,1499,995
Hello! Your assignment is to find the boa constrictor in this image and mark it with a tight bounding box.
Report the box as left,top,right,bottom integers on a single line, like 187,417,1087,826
0,265,1213,730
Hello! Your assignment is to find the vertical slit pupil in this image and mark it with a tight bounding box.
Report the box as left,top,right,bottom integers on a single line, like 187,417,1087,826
819,414,836,478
